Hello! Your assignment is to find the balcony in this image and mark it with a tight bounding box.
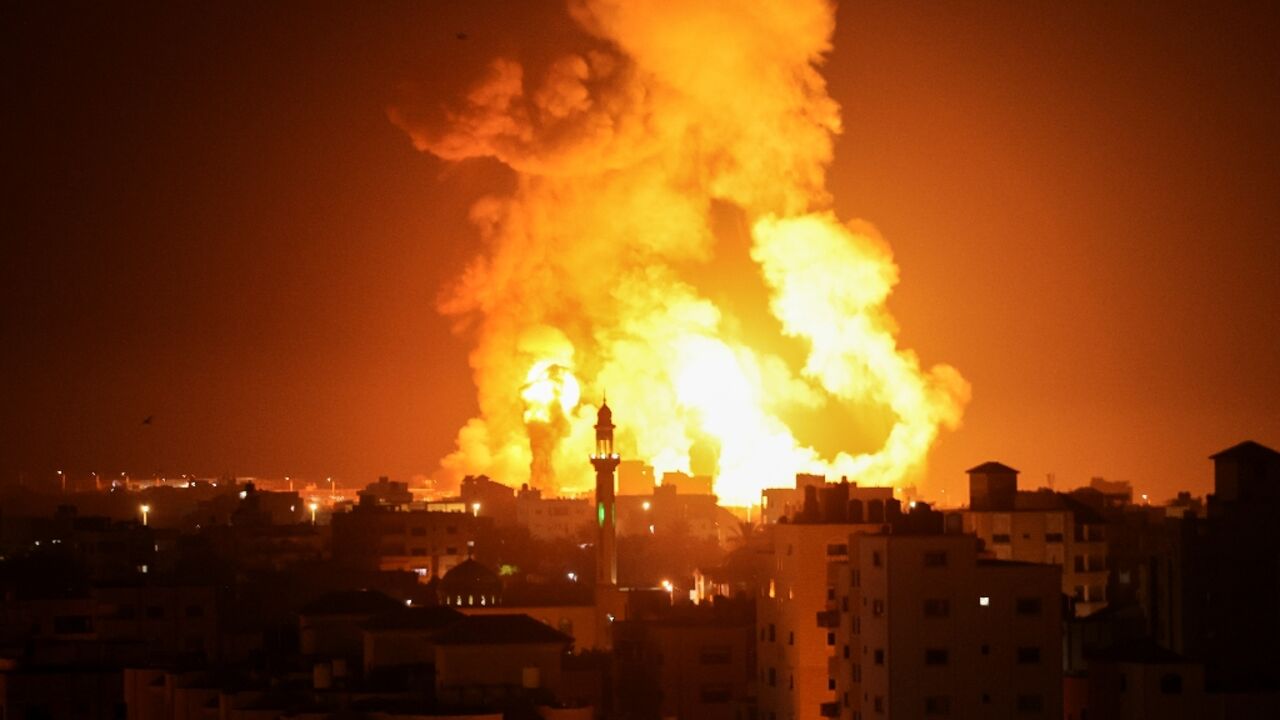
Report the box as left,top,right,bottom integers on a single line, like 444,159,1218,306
820,701,841,717
817,609,840,628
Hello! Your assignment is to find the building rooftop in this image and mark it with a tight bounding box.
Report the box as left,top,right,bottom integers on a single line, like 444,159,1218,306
363,606,464,631
300,589,404,617
1210,439,1279,460
967,461,1019,474
433,614,571,646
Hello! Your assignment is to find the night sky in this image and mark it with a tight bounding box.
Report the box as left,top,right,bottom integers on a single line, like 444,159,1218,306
4,0,1278,499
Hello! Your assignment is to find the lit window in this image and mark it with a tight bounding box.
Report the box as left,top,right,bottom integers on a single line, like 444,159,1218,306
979,596,990,607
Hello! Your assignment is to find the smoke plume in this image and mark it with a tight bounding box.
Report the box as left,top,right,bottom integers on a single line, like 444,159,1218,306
392,0,971,505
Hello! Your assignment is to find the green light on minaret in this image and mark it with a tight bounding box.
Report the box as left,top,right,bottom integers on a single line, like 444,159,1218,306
598,501,605,527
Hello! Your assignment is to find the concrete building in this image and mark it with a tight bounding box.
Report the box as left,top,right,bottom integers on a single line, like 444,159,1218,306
756,481,902,720
958,462,1109,617
515,485,593,541
460,475,518,527
616,484,740,546
832,528,1063,720
618,460,655,496
614,600,756,720
1081,641,1211,720
331,504,481,581
1194,440,1280,691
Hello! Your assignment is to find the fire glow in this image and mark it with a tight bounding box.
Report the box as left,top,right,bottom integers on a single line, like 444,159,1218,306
393,0,971,506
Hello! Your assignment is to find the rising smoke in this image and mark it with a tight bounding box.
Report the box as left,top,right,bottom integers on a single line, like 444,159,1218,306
391,0,971,505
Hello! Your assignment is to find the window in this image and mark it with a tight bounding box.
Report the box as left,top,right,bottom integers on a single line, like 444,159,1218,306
768,623,776,642
445,546,458,555
981,644,990,656
843,644,850,659
872,599,885,616
699,684,731,703
411,548,426,556
446,525,457,534
827,632,836,646
410,527,426,536
925,648,949,666
924,598,950,617
1160,673,1183,695
827,587,836,601
923,551,948,567
827,543,848,556
788,631,794,645
852,663,861,682
1074,556,1085,572
925,696,952,715
851,569,860,587
874,696,884,713
767,668,776,687
828,677,836,690
1016,694,1044,713
874,649,884,665
842,596,849,612
1045,532,1064,543
992,533,1012,544
1017,646,1041,664
979,595,990,607
699,646,731,665
1015,597,1042,615
853,616,860,634
872,551,882,567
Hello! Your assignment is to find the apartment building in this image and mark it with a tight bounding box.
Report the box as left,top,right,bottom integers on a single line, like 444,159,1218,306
959,462,1109,616
832,529,1062,719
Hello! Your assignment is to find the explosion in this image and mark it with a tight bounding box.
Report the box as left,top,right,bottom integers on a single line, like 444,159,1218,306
521,360,581,489
393,0,971,506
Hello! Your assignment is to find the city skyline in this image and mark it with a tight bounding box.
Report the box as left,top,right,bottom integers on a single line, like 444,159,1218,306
4,0,1278,501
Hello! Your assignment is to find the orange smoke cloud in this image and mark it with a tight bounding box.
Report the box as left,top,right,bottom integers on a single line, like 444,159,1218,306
392,0,970,505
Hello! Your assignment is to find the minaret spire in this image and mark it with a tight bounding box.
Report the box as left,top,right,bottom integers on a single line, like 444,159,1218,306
591,399,620,586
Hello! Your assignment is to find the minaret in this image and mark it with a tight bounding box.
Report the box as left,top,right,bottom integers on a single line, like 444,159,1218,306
590,399,620,586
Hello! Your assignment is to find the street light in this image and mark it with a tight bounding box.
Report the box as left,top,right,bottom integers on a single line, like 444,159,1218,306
661,579,674,605
140,504,150,527
642,500,651,511
57,470,64,493
471,502,481,517
309,502,319,525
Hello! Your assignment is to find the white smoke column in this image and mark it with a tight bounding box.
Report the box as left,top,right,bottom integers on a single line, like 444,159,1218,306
392,0,970,504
